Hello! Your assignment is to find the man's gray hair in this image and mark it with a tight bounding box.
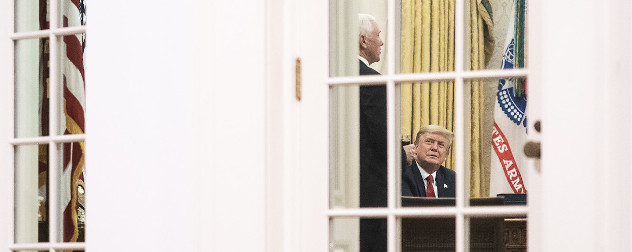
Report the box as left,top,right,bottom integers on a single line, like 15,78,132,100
414,125,454,148
358,13,376,36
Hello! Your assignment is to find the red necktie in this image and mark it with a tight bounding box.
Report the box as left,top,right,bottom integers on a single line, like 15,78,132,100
426,175,436,198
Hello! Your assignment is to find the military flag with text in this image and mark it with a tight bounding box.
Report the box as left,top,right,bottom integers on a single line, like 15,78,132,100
490,0,528,196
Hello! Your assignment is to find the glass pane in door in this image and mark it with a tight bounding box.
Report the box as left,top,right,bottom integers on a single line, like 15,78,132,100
464,0,527,72
468,217,527,252
465,78,529,200
15,38,49,138
399,0,456,74
329,0,388,77
330,84,400,209
56,141,86,244
56,34,87,136
398,81,458,205
401,217,456,252
14,144,49,243
14,0,49,32
330,217,390,252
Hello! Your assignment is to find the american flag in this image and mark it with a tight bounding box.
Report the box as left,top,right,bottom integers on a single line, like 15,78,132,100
38,0,86,247
61,0,86,246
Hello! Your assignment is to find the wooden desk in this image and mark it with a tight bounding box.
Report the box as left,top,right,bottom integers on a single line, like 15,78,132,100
402,217,526,252
401,196,527,252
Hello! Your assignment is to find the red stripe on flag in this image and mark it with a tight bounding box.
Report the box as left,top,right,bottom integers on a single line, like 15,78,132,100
63,77,85,132
63,203,74,241
63,138,70,169
39,0,49,29
59,0,85,247
61,1,85,246
62,139,83,172
491,123,527,193
72,142,82,170
63,32,85,84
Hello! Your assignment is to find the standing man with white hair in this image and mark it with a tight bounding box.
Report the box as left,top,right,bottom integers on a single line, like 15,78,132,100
358,13,388,252
358,13,384,75
358,13,416,252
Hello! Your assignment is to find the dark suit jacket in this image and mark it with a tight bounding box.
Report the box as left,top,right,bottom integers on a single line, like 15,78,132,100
359,60,387,207
358,60,417,252
359,60,387,252
401,161,456,197
359,59,380,75
359,60,410,208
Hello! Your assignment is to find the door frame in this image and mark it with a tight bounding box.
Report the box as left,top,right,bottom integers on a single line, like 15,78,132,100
280,0,632,251
529,0,632,251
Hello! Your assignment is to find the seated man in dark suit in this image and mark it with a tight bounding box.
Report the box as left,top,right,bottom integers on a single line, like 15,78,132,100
402,125,456,197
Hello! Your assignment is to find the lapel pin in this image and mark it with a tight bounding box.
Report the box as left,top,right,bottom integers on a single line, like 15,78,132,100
444,184,448,188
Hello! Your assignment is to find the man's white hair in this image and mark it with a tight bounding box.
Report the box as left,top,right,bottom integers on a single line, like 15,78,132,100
358,13,376,36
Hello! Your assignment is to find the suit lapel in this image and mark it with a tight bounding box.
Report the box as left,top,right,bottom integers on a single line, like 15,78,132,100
435,167,445,197
411,162,426,196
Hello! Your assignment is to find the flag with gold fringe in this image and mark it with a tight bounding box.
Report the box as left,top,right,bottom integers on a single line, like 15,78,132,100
38,0,86,248
489,0,528,196
61,0,86,247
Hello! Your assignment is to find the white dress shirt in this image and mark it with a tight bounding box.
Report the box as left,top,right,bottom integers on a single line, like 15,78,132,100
358,56,369,67
416,163,438,198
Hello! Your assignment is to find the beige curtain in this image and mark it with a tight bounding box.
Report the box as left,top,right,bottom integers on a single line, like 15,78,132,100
401,0,455,169
469,0,494,197
401,0,493,197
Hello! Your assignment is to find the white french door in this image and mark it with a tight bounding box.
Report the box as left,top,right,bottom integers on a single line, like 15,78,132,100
290,0,632,251
294,0,531,251
528,0,632,251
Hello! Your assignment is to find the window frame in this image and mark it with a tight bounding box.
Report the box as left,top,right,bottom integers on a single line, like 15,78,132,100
7,0,87,250
323,0,529,251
